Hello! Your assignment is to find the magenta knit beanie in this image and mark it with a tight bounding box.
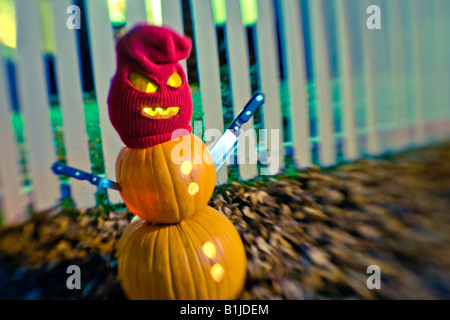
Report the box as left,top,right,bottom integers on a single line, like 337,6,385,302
107,24,193,149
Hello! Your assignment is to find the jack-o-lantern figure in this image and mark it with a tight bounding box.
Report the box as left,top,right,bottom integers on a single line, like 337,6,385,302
107,24,246,300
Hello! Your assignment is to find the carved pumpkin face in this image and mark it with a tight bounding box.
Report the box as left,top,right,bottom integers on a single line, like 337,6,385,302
116,134,216,224
117,206,247,300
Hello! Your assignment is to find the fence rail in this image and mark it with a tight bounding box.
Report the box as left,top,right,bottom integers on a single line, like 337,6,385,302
0,0,449,224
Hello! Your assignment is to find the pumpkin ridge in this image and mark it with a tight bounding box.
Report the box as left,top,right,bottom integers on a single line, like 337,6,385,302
134,221,150,298
187,217,223,299
188,213,230,298
146,224,160,298
140,223,156,299
176,221,201,299
132,222,145,298
160,141,182,223
142,149,149,220
158,143,182,223
148,147,158,223
131,151,144,217
154,226,174,299
164,226,176,299
167,135,197,218
182,220,213,299
139,148,152,222
151,147,165,222
182,220,211,298
133,223,147,299
200,207,245,298
152,145,177,223
173,223,196,299
191,208,246,298
130,150,147,220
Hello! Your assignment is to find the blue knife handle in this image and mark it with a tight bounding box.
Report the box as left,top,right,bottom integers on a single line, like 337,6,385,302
228,93,265,132
51,162,93,183
51,162,121,191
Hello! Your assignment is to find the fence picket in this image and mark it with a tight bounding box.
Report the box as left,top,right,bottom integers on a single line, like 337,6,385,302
433,0,450,139
443,0,450,133
0,46,28,223
387,0,409,151
51,0,96,209
360,0,379,155
335,0,358,161
225,0,258,180
161,0,184,33
15,0,60,211
409,0,425,145
126,0,147,28
255,0,284,175
308,0,335,166
440,0,450,122
189,0,227,185
85,0,123,203
279,0,311,168
161,0,187,75
416,0,439,141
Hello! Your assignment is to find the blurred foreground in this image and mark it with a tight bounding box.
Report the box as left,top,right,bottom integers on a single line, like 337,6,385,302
0,143,449,299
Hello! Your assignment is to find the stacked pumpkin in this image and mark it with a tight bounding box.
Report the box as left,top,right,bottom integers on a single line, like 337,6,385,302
107,24,246,300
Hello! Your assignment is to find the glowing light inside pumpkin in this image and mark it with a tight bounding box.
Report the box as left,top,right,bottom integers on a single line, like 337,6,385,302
210,263,225,282
180,161,193,175
188,182,199,195
202,241,217,259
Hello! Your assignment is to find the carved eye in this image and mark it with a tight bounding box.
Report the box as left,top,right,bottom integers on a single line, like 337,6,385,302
128,72,159,93
167,72,183,87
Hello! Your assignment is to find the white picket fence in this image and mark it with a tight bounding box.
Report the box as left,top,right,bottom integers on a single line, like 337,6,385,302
0,0,449,224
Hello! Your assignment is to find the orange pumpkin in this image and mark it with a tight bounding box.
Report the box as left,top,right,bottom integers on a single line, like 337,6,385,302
116,134,216,224
117,206,247,300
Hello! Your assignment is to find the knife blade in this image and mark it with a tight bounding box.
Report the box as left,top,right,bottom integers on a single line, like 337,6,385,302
210,93,265,171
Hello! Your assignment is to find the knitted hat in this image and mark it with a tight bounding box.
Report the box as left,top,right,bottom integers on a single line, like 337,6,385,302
108,24,193,149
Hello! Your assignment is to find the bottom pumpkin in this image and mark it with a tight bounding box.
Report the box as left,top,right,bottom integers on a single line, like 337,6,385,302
116,206,247,300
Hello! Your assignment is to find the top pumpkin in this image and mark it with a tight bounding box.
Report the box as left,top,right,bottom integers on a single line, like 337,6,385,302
116,133,216,224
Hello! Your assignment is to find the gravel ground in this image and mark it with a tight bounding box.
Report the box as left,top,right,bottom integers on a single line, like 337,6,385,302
0,143,449,300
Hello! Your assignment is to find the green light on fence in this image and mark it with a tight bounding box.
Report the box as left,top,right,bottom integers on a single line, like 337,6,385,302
239,0,258,26
0,0,57,53
39,0,56,54
211,0,257,26
0,0,16,48
211,0,227,26
108,0,127,26
145,0,162,26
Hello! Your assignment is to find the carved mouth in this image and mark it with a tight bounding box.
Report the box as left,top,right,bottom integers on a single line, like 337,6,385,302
142,106,180,119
